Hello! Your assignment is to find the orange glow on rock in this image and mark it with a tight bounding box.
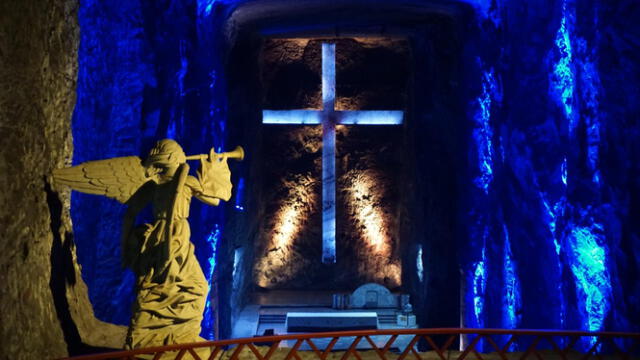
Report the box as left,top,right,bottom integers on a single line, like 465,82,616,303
345,169,401,287
349,171,391,254
273,206,301,249
255,173,319,288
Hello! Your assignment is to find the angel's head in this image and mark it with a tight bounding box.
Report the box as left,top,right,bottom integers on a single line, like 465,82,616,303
144,139,186,180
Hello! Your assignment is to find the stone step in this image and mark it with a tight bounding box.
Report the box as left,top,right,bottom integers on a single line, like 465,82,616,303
259,314,287,324
286,312,378,332
378,314,397,324
259,313,399,324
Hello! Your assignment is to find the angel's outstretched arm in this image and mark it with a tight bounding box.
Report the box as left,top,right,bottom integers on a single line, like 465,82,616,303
189,178,221,207
187,151,233,207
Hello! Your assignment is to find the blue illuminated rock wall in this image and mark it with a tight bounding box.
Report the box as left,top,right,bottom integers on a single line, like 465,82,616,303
73,0,236,339
73,0,153,326
71,0,638,343
459,0,639,342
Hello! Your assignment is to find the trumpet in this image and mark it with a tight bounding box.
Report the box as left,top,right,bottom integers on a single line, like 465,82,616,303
185,146,244,162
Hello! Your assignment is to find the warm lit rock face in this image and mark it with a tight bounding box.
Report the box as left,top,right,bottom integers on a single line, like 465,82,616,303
253,39,407,290
254,125,323,288
336,125,403,289
1,1,128,357
0,0,76,358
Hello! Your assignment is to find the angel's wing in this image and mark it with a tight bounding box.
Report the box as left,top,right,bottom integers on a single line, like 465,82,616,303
53,156,150,204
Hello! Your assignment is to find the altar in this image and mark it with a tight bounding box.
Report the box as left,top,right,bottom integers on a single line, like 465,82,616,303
233,288,417,351
286,312,378,332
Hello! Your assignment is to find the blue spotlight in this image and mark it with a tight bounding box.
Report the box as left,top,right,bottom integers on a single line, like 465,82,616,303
202,224,221,339
502,225,521,332
235,177,245,211
567,224,611,334
473,69,497,194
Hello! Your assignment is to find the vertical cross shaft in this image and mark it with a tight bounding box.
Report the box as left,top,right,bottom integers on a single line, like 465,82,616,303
322,43,336,263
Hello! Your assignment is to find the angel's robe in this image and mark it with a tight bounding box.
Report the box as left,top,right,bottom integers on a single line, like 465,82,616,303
123,160,231,352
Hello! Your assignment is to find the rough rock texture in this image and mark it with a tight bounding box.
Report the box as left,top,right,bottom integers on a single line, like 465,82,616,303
71,0,156,328
591,0,640,332
261,38,409,111
253,126,323,288
337,126,403,289
0,1,78,358
396,13,464,332
0,1,128,358
456,0,640,342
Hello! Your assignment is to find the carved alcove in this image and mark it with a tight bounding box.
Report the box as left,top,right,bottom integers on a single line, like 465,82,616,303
224,0,470,331
254,37,408,291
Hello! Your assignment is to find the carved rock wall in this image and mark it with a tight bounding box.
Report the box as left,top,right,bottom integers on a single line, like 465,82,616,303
0,1,128,358
0,0,77,358
453,0,640,338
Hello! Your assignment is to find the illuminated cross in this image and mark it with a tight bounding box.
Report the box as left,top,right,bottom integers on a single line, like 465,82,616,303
263,43,403,264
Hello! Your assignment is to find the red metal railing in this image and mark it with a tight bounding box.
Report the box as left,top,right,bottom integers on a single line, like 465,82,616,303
63,328,640,360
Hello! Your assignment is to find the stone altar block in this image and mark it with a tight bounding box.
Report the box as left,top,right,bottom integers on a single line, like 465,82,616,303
350,283,397,308
286,312,378,332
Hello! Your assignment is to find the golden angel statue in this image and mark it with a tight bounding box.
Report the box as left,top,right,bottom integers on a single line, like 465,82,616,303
53,139,243,351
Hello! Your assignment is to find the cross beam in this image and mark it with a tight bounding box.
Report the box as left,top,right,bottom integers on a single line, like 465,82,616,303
263,43,403,264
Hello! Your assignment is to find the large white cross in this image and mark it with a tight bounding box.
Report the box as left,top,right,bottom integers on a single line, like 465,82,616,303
263,42,403,264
